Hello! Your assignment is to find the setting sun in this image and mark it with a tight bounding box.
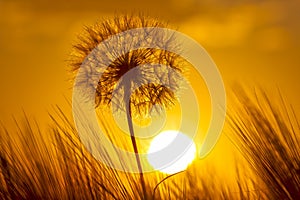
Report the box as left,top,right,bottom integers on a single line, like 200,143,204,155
1,1,300,198
147,130,196,174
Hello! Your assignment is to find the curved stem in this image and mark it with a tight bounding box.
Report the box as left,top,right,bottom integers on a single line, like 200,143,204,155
152,170,185,199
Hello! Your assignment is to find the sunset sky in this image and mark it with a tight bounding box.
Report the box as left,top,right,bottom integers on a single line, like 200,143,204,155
0,0,299,128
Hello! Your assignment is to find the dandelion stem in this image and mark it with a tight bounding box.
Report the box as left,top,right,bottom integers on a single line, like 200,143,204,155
124,83,147,199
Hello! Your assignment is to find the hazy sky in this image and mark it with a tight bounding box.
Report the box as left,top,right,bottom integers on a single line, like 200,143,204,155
0,0,299,126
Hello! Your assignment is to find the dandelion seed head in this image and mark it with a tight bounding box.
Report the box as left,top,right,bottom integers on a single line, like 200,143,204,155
71,14,187,119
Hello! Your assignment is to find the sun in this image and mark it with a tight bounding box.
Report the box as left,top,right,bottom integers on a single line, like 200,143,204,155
147,130,196,174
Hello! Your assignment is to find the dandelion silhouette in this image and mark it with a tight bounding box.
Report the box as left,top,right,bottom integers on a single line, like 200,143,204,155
71,14,186,197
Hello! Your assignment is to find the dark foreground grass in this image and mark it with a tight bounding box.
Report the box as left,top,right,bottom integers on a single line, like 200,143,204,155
228,88,300,200
0,89,299,199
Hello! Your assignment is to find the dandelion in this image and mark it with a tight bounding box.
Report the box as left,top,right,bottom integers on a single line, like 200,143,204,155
71,14,185,198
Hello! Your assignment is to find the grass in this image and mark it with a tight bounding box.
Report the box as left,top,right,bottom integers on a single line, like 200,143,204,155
228,87,300,200
0,88,299,199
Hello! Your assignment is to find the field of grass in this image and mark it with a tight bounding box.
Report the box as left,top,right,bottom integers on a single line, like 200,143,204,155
0,88,299,199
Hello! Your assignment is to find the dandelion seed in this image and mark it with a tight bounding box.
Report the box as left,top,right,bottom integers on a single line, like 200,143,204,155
71,14,186,198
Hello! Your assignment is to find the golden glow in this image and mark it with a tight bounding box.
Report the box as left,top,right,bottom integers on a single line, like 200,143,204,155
0,2,299,198
147,130,196,174
0,1,299,126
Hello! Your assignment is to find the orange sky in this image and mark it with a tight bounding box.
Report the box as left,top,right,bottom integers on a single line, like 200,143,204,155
0,0,299,128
